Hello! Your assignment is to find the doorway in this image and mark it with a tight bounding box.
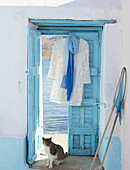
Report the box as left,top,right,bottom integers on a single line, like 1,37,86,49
42,35,68,153
27,19,105,165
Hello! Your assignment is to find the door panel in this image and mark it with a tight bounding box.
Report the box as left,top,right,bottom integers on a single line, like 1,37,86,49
27,28,42,164
68,31,101,155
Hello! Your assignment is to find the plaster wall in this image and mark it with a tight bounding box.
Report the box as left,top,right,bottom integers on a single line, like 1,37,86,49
100,23,122,137
0,136,38,170
0,6,121,138
0,4,122,170
98,23,122,170
121,0,130,169
0,0,121,8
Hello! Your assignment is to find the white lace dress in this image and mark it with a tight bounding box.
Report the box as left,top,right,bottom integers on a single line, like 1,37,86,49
47,37,91,106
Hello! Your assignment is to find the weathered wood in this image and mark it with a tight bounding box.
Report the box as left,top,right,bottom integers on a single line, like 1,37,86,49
68,30,102,156
30,19,116,27
27,28,42,164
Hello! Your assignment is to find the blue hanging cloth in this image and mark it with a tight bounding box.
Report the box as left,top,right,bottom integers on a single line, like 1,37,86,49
61,34,79,101
113,73,124,125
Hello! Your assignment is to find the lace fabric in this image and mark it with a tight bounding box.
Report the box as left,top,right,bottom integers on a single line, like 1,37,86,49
48,37,91,106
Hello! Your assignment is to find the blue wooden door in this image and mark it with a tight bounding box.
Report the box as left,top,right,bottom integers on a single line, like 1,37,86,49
27,28,43,164
68,31,101,155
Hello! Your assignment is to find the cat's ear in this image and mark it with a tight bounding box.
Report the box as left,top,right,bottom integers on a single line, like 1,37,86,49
42,137,45,141
49,137,52,141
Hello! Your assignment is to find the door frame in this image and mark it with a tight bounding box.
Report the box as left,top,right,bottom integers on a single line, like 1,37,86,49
27,28,43,164
27,19,115,163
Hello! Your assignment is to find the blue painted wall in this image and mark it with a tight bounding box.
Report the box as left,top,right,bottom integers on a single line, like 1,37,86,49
0,133,121,170
98,130,121,170
0,136,40,170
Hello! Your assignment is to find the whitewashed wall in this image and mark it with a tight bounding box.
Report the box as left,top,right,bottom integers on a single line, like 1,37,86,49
0,2,124,170
0,7,28,138
100,23,122,136
121,0,130,169
0,0,121,8
0,2,121,139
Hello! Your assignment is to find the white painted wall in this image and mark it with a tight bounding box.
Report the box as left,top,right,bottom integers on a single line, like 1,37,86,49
0,7,28,138
0,2,124,170
100,23,122,137
0,3,121,139
0,0,121,8
121,0,130,169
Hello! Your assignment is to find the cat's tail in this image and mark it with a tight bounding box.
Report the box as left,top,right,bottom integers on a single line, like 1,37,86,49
64,152,69,158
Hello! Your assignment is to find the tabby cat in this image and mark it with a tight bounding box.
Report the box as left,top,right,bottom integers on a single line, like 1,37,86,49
42,137,67,169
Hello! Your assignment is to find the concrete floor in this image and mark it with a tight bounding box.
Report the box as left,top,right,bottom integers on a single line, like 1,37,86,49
31,134,101,170
31,154,101,170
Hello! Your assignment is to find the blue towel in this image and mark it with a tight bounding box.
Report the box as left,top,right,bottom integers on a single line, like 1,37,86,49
113,74,124,124
61,34,79,101
115,82,123,124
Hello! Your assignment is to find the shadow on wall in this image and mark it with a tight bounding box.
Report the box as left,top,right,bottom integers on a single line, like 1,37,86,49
60,0,121,8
